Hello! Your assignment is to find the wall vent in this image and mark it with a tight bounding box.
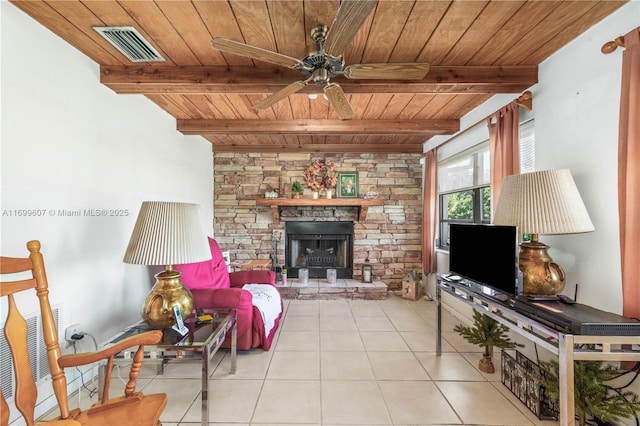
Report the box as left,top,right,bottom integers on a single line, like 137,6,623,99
94,26,165,62
0,305,61,400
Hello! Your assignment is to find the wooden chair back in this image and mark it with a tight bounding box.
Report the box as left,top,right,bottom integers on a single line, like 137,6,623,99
1,241,167,426
0,240,72,425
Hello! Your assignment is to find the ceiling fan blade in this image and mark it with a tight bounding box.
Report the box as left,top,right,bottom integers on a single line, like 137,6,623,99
211,38,303,69
323,83,354,120
343,63,430,80
324,0,377,56
253,81,307,110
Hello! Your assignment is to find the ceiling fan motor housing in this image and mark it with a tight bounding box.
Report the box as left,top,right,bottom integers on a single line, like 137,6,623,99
298,24,344,84
301,55,344,83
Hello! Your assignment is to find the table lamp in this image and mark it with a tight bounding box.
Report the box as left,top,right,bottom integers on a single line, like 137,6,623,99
493,169,594,296
124,201,211,328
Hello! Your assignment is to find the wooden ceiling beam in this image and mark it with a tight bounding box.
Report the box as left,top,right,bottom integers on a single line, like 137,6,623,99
178,119,459,135
101,65,537,95
209,143,425,154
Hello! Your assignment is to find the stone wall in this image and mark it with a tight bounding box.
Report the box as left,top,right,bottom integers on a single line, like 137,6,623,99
213,152,423,290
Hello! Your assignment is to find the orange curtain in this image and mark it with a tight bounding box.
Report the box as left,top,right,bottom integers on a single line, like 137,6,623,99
487,103,521,214
618,28,640,320
422,149,438,274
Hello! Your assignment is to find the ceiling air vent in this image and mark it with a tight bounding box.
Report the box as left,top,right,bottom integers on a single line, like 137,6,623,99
94,26,165,62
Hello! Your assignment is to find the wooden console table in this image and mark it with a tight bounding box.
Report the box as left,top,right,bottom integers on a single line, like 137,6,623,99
229,259,271,271
436,277,640,425
255,198,384,222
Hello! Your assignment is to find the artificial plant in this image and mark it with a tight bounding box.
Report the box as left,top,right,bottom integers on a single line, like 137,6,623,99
291,180,304,197
454,309,523,373
537,358,640,426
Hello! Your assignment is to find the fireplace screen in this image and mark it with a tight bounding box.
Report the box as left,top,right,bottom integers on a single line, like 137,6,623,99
285,221,354,279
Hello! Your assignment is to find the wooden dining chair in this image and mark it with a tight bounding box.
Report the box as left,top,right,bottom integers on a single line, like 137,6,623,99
1,240,167,426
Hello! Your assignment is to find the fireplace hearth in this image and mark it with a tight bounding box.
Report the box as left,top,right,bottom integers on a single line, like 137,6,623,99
285,221,354,279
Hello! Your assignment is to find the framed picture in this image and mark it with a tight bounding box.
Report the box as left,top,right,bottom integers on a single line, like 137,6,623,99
337,172,359,198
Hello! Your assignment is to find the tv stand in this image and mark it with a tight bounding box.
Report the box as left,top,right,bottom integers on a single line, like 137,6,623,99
436,276,640,425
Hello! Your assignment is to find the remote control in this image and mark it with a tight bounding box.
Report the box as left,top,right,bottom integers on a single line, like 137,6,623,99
525,295,558,301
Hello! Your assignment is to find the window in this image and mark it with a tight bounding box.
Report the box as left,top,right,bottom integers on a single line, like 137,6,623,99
437,119,535,250
438,144,490,248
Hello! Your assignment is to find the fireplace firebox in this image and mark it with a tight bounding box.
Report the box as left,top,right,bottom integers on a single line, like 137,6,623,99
285,221,354,279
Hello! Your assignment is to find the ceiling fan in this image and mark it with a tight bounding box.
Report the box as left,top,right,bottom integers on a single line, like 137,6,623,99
210,0,430,120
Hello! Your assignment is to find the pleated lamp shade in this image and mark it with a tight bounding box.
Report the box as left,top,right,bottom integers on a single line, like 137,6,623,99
124,201,211,266
493,169,594,235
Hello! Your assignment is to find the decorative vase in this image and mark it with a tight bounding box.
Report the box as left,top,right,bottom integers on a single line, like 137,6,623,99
142,270,193,329
326,189,333,199
519,241,566,295
312,191,319,199
293,192,300,199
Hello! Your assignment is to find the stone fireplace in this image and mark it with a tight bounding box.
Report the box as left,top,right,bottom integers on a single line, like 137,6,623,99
212,152,423,290
285,221,354,279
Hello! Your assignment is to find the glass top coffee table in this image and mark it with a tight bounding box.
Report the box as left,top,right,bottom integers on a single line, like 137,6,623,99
100,309,237,426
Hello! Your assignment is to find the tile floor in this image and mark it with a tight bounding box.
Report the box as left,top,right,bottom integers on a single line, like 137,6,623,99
50,295,561,425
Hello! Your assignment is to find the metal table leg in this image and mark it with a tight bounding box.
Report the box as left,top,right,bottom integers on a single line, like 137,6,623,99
230,319,237,374
436,284,442,356
201,345,209,426
558,333,575,425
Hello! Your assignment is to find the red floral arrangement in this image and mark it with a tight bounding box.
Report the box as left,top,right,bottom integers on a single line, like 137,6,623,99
304,160,337,192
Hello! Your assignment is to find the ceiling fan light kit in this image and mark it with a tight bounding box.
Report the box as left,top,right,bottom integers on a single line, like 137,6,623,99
209,0,429,120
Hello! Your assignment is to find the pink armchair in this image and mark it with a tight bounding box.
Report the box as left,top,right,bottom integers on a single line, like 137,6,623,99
174,238,283,351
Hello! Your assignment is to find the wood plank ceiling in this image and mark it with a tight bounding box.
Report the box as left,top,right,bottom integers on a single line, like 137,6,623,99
10,0,625,153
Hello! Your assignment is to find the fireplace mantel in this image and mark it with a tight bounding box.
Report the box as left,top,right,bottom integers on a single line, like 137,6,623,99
256,198,384,222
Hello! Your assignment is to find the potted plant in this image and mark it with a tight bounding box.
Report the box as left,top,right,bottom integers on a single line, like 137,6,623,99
291,180,304,198
454,309,523,373
537,358,640,426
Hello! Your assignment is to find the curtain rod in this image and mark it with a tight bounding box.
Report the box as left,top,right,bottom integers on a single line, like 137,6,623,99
601,26,640,54
427,91,532,151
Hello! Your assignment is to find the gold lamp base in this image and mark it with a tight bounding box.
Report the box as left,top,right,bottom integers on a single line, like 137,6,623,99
519,240,566,296
142,269,194,329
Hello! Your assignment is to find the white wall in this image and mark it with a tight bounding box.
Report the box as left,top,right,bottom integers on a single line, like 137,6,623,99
432,2,639,315
1,3,213,414
532,2,639,314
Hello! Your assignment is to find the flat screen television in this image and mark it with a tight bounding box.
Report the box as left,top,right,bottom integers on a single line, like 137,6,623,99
448,224,519,298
